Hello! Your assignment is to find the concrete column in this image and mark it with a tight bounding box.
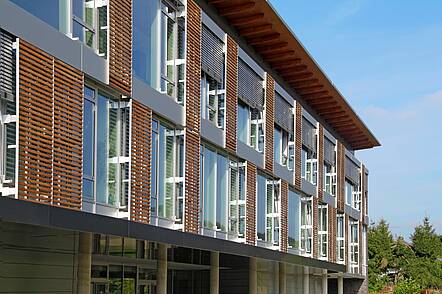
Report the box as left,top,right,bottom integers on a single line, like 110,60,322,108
274,261,279,293
157,243,168,294
249,257,257,294
303,267,309,294
338,276,344,294
279,262,286,294
77,232,92,294
322,270,328,294
210,251,219,294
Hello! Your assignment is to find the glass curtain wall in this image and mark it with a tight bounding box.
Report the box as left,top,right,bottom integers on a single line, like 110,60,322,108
150,119,184,223
82,86,130,208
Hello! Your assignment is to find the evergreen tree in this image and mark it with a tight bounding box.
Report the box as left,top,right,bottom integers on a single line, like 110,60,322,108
411,217,442,259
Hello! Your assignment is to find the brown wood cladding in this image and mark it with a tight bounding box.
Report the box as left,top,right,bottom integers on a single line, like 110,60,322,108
345,214,349,270
361,164,367,224
53,59,83,209
317,125,324,200
18,40,82,209
280,180,288,252
337,141,345,212
184,0,201,234
265,74,274,173
109,0,132,95
246,162,257,245
131,101,152,224
225,36,238,153
295,104,302,189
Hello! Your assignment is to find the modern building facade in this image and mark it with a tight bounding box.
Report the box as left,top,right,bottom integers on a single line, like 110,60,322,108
0,0,379,293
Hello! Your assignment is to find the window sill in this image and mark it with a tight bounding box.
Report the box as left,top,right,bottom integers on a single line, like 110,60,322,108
301,178,317,197
201,118,225,148
237,140,264,168
274,162,294,185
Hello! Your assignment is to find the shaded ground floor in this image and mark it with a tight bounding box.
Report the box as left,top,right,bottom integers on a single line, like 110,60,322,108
0,198,366,293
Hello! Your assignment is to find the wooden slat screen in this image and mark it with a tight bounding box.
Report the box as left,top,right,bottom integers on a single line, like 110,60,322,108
53,59,83,209
312,196,318,258
337,141,345,212
109,0,132,95
18,41,83,209
225,35,238,153
265,74,274,173
246,162,257,245
184,0,201,233
295,104,302,189
328,206,337,263
280,180,288,252
18,41,54,204
130,100,152,224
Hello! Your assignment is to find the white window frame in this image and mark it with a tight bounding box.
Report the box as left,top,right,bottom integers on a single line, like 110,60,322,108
318,205,328,259
228,160,246,238
238,101,264,153
337,214,345,264
265,179,281,246
201,72,225,129
302,147,317,185
349,219,359,274
323,162,336,196
300,197,313,256
159,1,186,104
274,125,292,169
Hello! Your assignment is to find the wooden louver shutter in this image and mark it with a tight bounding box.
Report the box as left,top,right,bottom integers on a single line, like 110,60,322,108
18,40,83,209
345,156,360,185
274,92,293,133
302,118,316,152
324,137,336,166
238,59,264,110
201,25,224,83
0,30,15,100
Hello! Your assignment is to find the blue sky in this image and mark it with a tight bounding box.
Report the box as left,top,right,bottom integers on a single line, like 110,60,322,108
270,0,442,239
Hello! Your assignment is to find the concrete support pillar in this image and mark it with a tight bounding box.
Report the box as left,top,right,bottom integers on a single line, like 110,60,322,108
274,261,279,293
249,257,257,294
77,232,92,294
210,251,219,294
338,276,344,294
279,262,286,294
322,270,328,294
157,243,168,294
303,267,309,294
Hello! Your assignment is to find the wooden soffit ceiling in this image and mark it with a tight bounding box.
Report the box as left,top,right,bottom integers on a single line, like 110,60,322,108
208,0,380,150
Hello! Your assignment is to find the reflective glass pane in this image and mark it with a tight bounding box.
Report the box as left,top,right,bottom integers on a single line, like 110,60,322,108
216,154,228,232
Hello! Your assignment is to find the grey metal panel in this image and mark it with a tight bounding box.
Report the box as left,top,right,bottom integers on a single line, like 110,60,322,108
132,76,185,127
238,59,264,110
302,108,317,126
323,127,336,143
275,92,293,133
237,141,264,169
322,191,336,208
301,179,317,196
0,30,14,96
237,47,265,79
202,11,225,40
0,1,107,84
202,25,224,83
344,204,361,220
201,118,225,149
274,162,294,185
82,44,108,83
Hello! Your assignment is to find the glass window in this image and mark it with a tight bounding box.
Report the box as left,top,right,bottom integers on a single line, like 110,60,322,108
345,180,361,210
216,154,228,232
237,101,249,144
133,0,159,87
257,174,280,246
228,160,246,237
160,1,185,104
300,198,313,255
82,87,130,207
274,125,292,169
318,205,328,258
151,120,184,223
202,147,216,229
274,126,281,164
257,174,266,241
350,219,359,274
302,147,317,185
201,73,225,129
337,214,345,263
324,162,336,196
288,190,300,250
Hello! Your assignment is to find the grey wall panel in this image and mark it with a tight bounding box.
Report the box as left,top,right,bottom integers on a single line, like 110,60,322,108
301,179,317,196
237,141,265,169
132,76,185,127
201,118,225,148
274,162,294,185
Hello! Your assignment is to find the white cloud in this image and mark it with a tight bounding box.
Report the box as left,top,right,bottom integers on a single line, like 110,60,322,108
326,0,365,25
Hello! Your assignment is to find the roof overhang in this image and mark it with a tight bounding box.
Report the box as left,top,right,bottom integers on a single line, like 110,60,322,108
207,0,380,150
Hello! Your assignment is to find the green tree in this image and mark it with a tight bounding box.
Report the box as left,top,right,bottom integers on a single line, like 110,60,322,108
411,217,442,259
392,236,415,280
368,219,394,292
